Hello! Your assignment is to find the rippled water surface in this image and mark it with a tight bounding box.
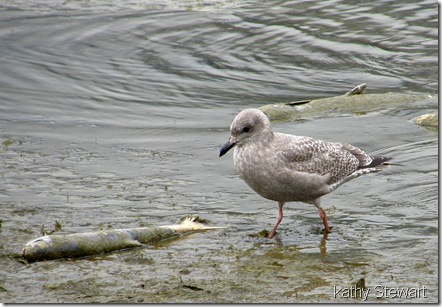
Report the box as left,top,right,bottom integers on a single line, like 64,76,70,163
0,0,438,303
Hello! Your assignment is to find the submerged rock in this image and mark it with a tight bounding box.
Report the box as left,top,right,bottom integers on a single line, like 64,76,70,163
413,113,438,129
258,84,436,125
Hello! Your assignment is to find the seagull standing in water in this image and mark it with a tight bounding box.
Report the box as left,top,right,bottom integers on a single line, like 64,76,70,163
219,108,391,239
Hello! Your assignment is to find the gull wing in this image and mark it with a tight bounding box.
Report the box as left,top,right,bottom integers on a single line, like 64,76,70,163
274,134,362,185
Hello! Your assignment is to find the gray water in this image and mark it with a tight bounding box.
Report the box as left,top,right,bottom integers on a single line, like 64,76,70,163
0,0,438,303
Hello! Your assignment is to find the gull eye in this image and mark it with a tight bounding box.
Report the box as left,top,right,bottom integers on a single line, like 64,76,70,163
242,127,250,133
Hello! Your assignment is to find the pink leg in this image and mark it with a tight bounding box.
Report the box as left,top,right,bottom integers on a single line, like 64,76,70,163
268,202,284,239
319,208,331,233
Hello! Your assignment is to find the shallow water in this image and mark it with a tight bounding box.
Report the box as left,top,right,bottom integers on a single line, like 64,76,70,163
0,0,438,303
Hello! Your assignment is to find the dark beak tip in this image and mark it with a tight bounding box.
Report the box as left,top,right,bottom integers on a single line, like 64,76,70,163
219,140,235,157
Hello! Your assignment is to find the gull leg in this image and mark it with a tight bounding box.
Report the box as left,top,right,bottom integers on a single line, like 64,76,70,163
319,208,331,233
268,201,285,239
313,198,331,234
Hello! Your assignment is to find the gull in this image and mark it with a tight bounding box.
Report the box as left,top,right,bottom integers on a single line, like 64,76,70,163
219,108,391,239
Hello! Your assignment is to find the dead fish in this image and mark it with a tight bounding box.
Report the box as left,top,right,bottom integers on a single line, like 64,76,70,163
22,215,224,262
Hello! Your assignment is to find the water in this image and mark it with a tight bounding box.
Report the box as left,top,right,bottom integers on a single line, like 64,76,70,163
0,0,438,303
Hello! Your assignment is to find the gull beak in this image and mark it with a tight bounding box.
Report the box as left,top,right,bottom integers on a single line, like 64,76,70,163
219,138,236,157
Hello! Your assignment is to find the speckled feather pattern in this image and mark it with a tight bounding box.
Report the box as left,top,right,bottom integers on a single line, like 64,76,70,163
226,108,386,205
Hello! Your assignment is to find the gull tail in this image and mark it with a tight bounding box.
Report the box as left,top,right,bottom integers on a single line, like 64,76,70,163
358,156,392,170
327,156,393,193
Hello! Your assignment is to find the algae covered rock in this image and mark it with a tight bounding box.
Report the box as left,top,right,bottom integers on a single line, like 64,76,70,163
413,113,438,128
258,84,436,124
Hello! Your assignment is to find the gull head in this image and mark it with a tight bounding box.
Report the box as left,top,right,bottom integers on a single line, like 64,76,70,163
219,108,273,157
